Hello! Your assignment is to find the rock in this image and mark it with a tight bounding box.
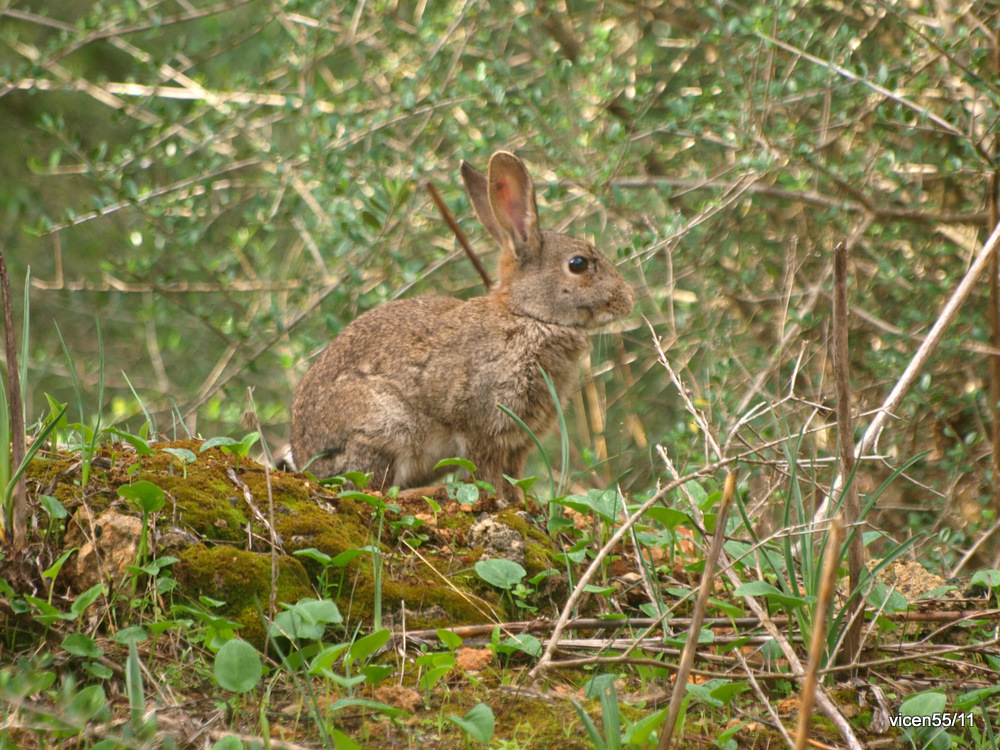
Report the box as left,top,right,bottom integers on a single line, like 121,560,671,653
468,514,525,567
64,509,143,591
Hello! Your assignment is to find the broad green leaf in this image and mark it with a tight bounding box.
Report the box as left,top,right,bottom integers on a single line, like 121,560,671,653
118,480,165,512
214,639,262,693
61,633,103,658
733,580,811,609
349,628,391,663
474,559,526,590
446,703,495,745
434,457,478,473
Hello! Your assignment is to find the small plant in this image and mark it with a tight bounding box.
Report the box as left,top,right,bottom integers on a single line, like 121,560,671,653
118,480,166,593
339,485,396,630
56,321,106,487
37,493,67,543
571,674,623,750
446,702,495,748
436,457,492,504
161,446,197,478
107,425,155,476
200,432,260,470
475,558,530,614
415,650,456,703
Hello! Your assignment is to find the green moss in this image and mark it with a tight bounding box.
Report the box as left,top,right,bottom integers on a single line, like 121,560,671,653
175,544,313,647
152,473,248,541
275,498,372,558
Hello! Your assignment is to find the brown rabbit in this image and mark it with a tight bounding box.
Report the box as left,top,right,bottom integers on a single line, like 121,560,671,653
290,151,633,507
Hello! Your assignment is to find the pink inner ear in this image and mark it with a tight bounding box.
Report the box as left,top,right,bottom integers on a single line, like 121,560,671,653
494,178,527,241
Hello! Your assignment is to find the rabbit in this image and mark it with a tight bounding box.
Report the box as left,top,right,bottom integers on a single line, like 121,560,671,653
290,151,634,507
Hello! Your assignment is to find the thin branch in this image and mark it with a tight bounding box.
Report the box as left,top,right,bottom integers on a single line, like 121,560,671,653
0,248,26,550
426,182,492,289
859,221,1000,458
794,516,844,750
659,472,736,750
608,176,989,226
833,241,864,667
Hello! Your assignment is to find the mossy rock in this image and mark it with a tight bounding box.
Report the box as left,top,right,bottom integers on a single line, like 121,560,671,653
175,544,313,647
21,438,574,635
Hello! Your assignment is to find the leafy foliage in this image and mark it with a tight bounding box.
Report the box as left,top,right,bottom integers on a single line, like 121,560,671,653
3,1,1000,745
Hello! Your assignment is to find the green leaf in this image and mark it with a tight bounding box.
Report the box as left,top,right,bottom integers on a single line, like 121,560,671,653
214,639,263,693
455,483,480,505
623,707,668,745
163,447,197,464
553,489,621,523
643,506,690,530
330,546,378,567
900,690,947,717
329,730,360,750
865,581,909,612
293,547,333,565
955,685,1000,712
308,643,351,675
733,580,811,609
270,598,342,641
970,569,1000,592
25,595,75,625
349,628,391,663
106,427,153,455
420,664,454,692
434,457,478,473
118,480,165,513
446,703,495,745
82,661,114,680
71,583,106,616
38,494,68,519
66,684,110,724
666,627,714,648
236,431,260,456
61,633,104,658
571,699,608,750
474,559,526,590
126,641,144,725
497,633,542,657
200,436,239,452
329,698,410,717
114,626,149,645
709,680,749,703
437,628,463,651
339,471,371,489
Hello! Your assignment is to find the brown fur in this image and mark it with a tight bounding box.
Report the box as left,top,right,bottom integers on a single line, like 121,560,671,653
291,152,633,506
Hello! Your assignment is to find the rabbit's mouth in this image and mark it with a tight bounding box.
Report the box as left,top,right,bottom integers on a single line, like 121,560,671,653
589,309,629,327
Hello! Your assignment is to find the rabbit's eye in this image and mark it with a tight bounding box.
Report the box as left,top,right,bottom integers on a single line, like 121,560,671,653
568,256,590,274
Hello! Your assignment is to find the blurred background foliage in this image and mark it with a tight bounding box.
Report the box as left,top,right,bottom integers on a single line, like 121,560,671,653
2,0,1000,566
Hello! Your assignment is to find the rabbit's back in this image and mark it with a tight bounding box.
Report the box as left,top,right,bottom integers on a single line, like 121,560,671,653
290,294,589,488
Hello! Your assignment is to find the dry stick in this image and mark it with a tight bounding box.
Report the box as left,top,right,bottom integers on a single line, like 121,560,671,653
793,516,845,750
658,472,736,750
859,220,1000,458
989,80,1000,513
816,219,1000,526
0,248,26,550
832,241,864,668
426,181,492,290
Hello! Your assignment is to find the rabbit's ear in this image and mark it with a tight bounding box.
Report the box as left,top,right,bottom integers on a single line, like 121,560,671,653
486,152,542,261
461,160,510,249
